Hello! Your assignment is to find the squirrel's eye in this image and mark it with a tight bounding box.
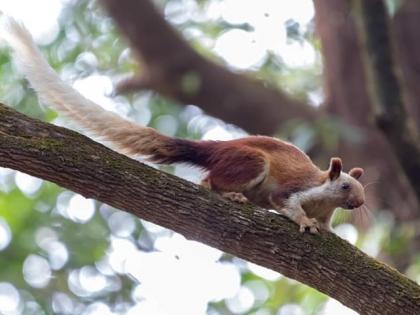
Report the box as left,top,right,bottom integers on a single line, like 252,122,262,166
341,183,351,190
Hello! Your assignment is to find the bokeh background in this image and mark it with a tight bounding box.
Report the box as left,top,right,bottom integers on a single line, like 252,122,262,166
0,0,419,314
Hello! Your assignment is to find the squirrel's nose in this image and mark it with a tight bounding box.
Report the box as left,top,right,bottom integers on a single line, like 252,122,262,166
349,198,364,209
356,197,365,208
345,197,364,210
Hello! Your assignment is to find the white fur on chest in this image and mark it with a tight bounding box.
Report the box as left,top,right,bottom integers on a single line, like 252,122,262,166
288,182,336,220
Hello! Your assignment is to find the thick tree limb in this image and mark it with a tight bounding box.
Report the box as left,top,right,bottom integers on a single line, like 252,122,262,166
359,0,420,201
100,0,319,135
0,103,419,314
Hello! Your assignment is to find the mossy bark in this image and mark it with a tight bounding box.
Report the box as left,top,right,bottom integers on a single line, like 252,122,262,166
0,103,419,314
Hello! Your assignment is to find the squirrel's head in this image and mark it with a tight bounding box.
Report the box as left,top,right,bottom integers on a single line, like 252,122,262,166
325,157,365,210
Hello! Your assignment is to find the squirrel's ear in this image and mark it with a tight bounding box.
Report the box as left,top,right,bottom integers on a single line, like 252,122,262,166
328,157,342,180
349,167,364,179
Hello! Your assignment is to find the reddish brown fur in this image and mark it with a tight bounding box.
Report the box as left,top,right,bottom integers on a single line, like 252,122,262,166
148,135,328,208
217,137,324,184
138,134,365,234
241,137,329,208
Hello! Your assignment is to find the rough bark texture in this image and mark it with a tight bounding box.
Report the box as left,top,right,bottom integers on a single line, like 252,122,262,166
0,103,419,314
360,0,420,202
100,0,319,135
314,0,419,219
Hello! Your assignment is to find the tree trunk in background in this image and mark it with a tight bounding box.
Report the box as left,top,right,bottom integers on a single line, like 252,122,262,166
392,0,420,265
393,0,420,125
313,0,419,221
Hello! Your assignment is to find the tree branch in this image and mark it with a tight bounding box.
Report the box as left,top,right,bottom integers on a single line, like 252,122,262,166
100,0,319,135
0,103,419,314
359,0,420,201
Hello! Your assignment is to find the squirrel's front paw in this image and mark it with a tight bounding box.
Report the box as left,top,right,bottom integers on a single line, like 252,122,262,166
298,217,319,234
222,192,248,204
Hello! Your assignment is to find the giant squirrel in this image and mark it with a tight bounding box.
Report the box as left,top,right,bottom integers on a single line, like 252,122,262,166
0,16,365,234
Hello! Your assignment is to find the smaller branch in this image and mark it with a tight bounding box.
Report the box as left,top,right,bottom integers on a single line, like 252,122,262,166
100,0,319,135
114,75,153,95
359,0,420,201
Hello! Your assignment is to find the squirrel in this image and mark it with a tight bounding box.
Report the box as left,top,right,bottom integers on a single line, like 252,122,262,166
0,16,365,234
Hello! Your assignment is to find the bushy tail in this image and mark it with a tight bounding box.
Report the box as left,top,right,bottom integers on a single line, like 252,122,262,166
0,16,211,166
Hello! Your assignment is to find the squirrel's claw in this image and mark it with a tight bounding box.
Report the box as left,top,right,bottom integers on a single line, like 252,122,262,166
222,192,249,204
298,217,319,234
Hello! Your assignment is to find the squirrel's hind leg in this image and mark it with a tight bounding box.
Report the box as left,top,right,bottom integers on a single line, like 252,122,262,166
200,177,249,203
